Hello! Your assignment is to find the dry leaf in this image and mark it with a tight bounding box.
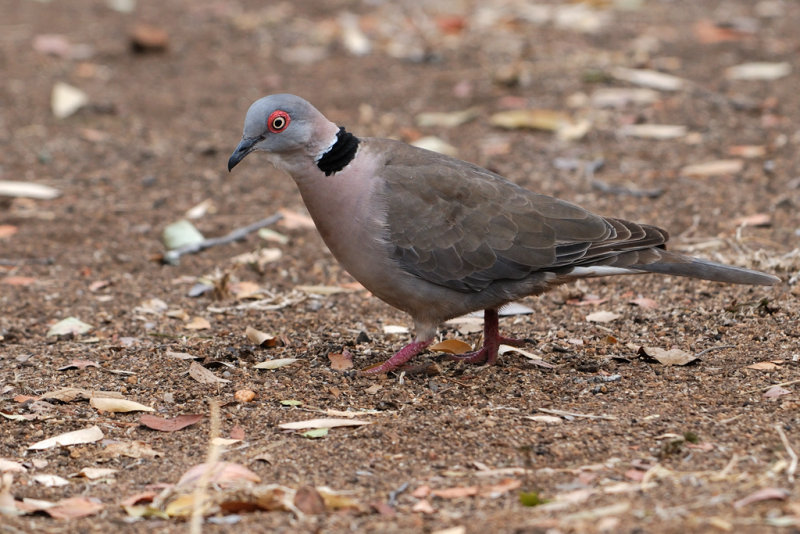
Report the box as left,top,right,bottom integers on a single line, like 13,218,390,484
177,462,261,488
0,180,60,199
328,351,354,371
230,425,246,440
254,358,298,370
429,339,473,355
479,478,522,497
733,213,771,227
165,351,198,360
681,159,744,177
294,485,326,515
763,385,791,399
586,311,621,323
90,397,154,413
46,496,104,519
620,124,687,139
629,297,658,309
101,440,162,459
694,20,752,44
747,361,779,370
296,284,351,295
410,136,458,156
490,109,571,131
33,474,70,487
189,361,230,384
57,359,99,371
728,145,766,158
39,387,123,403
431,485,478,499
51,82,89,119
74,467,117,480
416,108,480,128
725,62,791,81
639,346,697,366
245,326,278,347
2,276,37,286
611,67,685,91
46,317,93,337
412,499,435,513
185,316,211,330
0,459,26,473
278,418,372,430
383,325,409,335
139,413,203,432
590,87,659,108
29,425,104,450
733,487,790,509
317,487,363,511
0,225,17,239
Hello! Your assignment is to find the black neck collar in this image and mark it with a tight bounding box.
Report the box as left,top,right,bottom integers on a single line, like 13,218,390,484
316,127,359,176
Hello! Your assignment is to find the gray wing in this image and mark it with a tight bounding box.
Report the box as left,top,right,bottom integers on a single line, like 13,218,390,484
377,140,668,292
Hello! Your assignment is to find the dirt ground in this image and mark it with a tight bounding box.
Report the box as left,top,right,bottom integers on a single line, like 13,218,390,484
1,1,799,532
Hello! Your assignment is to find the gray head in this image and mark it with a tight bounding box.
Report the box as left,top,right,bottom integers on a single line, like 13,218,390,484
227,94,336,171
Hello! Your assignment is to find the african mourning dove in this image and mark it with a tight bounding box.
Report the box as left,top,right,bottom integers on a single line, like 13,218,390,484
228,94,779,374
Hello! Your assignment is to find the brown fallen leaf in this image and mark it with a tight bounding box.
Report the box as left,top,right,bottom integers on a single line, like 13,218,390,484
57,359,99,371
412,499,435,513
46,496,104,519
1,276,37,286
102,440,162,459
185,316,211,330
747,361,780,370
294,485,326,515
245,326,278,347
639,346,697,366
629,297,658,309
177,462,261,489
733,213,771,228
763,385,791,400
139,413,203,432
429,339,473,355
681,159,744,177
728,145,766,158
120,491,157,507
694,19,753,44
411,485,431,498
0,225,18,239
230,424,246,440
733,487,790,509
478,478,521,497
328,350,354,371
189,361,230,384
39,387,123,403
431,485,478,499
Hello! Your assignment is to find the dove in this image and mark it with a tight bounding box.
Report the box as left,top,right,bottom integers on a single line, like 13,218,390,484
228,94,779,374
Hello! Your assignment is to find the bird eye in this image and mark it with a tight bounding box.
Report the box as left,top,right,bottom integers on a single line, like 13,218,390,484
268,110,290,133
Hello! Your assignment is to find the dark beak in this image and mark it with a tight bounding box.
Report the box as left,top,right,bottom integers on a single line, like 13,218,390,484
227,137,259,172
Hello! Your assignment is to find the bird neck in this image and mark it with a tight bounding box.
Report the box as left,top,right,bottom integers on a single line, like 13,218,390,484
315,127,360,176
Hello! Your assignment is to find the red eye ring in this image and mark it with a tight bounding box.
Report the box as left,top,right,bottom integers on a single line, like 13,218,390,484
268,110,290,133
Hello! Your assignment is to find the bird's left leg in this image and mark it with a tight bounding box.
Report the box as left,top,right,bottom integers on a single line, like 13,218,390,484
447,308,527,365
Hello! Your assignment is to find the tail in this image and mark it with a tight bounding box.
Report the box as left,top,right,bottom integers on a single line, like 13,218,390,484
631,250,780,286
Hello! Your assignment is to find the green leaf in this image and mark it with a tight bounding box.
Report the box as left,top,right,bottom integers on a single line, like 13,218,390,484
302,428,329,439
519,491,545,507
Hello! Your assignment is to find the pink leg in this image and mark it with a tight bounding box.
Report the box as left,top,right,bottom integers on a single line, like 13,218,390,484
448,309,527,365
360,340,432,375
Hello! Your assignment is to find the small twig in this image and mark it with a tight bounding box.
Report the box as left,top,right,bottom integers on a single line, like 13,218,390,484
388,482,409,506
190,399,222,534
694,345,736,358
163,214,283,265
775,424,797,483
535,407,616,421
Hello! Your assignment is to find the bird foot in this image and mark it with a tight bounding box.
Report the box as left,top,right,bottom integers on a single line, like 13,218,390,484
359,340,432,375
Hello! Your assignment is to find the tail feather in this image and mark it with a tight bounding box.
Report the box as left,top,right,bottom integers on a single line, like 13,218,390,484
631,250,779,286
